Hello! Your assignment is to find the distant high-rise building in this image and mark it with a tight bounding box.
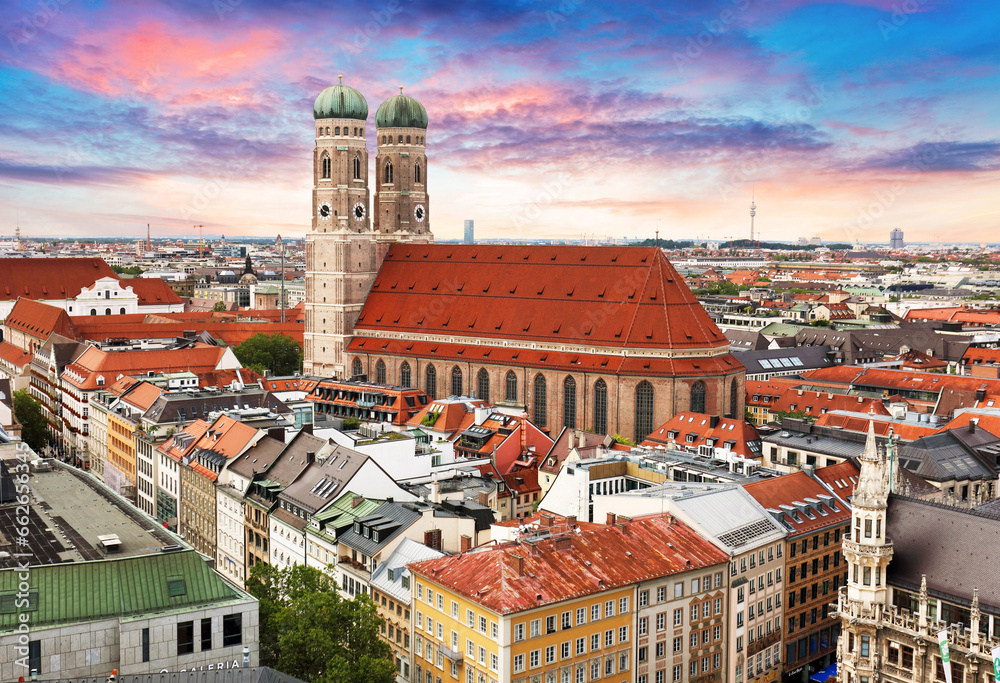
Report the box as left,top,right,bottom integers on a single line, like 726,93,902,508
464,219,474,244
889,228,904,249
810,237,823,246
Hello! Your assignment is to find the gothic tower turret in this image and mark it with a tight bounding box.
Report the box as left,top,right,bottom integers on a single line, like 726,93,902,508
304,77,376,377
839,418,895,682
373,87,433,266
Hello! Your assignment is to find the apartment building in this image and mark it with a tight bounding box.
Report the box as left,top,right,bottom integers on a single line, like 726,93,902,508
407,514,728,683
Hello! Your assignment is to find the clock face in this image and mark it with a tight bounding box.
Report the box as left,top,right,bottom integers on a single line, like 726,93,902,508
318,202,331,220
414,204,426,223
353,202,366,221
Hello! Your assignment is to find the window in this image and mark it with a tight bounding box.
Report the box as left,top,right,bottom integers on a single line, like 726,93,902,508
352,357,364,378
674,608,683,626
415,163,422,183
534,374,547,427
201,617,212,650
635,380,654,442
546,615,557,634
426,365,437,399
658,586,667,602
477,368,490,401
321,153,331,179
656,613,666,631
353,155,362,180
605,600,614,618
375,359,386,384
142,627,150,662
223,613,242,647
576,637,586,655
729,378,739,418
178,621,194,654
563,376,577,428
451,366,463,396
530,650,540,668
639,617,648,635
514,623,525,641
673,637,682,653
619,596,629,613
505,371,518,402
690,380,706,413
531,619,540,638
594,379,608,435
577,607,586,625
400,361,412,388
384,160,394,183
467,609,474,627
639,590,649,607
592,604,600,621
514,654,525,672
674,582,683,599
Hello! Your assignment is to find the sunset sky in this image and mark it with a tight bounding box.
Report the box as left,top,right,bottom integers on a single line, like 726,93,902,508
1,0,997,244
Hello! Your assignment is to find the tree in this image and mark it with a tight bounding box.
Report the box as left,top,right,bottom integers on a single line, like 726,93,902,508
212,301,227,312
232,332,302,376
13,390,48,451
246,563,395,683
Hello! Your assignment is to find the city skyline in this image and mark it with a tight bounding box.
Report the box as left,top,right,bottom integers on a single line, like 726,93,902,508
1,0,998,244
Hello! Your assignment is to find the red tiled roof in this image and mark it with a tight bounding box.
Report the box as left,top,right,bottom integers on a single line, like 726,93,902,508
4,298,79,341
743,471,852,537
0,341,32,369
812,412,937,442
189,461,218,482
158,420,211,462
350,338,742,378
941,412,1000,438
72,314,304,345
128,277,184,305
193,414,259,458
814,461,860,499
963,348,1000,365
802,366,1000,398
409,514,728,615
641,411,762,458
0,258,117,302
120,381,165,412
61,343,228,390
501,469,539,495
356,245,729,351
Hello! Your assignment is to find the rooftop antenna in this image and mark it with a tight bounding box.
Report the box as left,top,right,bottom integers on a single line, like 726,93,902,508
749,187,756,244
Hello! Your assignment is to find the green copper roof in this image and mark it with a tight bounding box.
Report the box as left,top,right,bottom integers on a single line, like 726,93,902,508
313,78,368,121
376,89,428,129
0,550,249,632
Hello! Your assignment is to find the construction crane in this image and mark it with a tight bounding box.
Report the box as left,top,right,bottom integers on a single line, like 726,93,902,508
193,224,204,259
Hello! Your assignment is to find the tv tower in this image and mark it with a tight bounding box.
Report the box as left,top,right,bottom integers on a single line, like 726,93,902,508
749,189,756,243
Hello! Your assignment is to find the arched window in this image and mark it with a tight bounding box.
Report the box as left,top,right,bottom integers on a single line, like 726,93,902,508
406,135,411,143
105,308,111,316
477,368,490,402
425,365,437,399
119,307,126,315
398,135,403,143
353,156,361,180
352,357,363,378
375,359,386,384
594,379,608,435
400,361,411,388
635,381,654,443
384,161,393,184
381,135,386,144
414,163,421,183
690,380,706,414
533,374,547,428
325,127,330,135
321,153,331,179
335,126,340,135
729,378,739,418
90,309,96,316
505,371,518,403
563,376,577,429
451,366,463,396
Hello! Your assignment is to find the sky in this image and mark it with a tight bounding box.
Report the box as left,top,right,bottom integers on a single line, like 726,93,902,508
0,0,998,245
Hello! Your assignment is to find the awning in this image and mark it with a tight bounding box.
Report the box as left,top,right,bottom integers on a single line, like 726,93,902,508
809,663,837,683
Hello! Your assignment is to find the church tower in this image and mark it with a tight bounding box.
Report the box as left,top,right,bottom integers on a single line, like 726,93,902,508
303,77,377,377
839,418,895,682
372,87,433,266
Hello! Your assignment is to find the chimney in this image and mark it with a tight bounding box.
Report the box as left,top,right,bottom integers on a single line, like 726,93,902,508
460,535,472,552
478,491,489,506
301,423,313,435
539,513,553,528
606,512,617,526
430,480,442,504
555,536,572,550
352,496,363,508
709,415,720,429
969,419,977,433
510,553,525,576
306,451,315,464
566,515,577,528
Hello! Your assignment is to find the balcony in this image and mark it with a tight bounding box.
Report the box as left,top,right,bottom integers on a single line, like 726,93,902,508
339,555,371,580
437,643,463,663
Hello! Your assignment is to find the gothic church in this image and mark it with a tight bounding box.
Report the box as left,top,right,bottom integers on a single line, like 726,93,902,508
304,79,745,441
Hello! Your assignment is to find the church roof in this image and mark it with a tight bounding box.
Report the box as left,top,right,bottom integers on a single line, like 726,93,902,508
354,245,730,353
0,257,117,302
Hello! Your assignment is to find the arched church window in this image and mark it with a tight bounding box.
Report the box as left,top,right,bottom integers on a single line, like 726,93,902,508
400,361,412,388
594,379,608,435
563,376,577,429
533,374,547,428
451,366,463,396
381,135,386,144
406,135,411,143
384,161,393,184
120,308,125,315
352,357,363,378
690,380,706,414
375,359,386,384
105,308,111,316
505,371,518,403
635,381,654,443
353,127,357,136
354,156,362,180
425,365,437,399
360,128,364,137
321,153,331,179
415,164,421,183
398,135,403,143
335,126,340,135
90,309,96,316
729,378,738,418
477,369,490,402
326,127,330,135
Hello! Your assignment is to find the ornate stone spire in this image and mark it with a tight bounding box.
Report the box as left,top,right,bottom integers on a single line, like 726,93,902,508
854,416,890,509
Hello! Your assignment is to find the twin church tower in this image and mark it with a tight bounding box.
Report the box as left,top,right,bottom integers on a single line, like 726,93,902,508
304,78,433,376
